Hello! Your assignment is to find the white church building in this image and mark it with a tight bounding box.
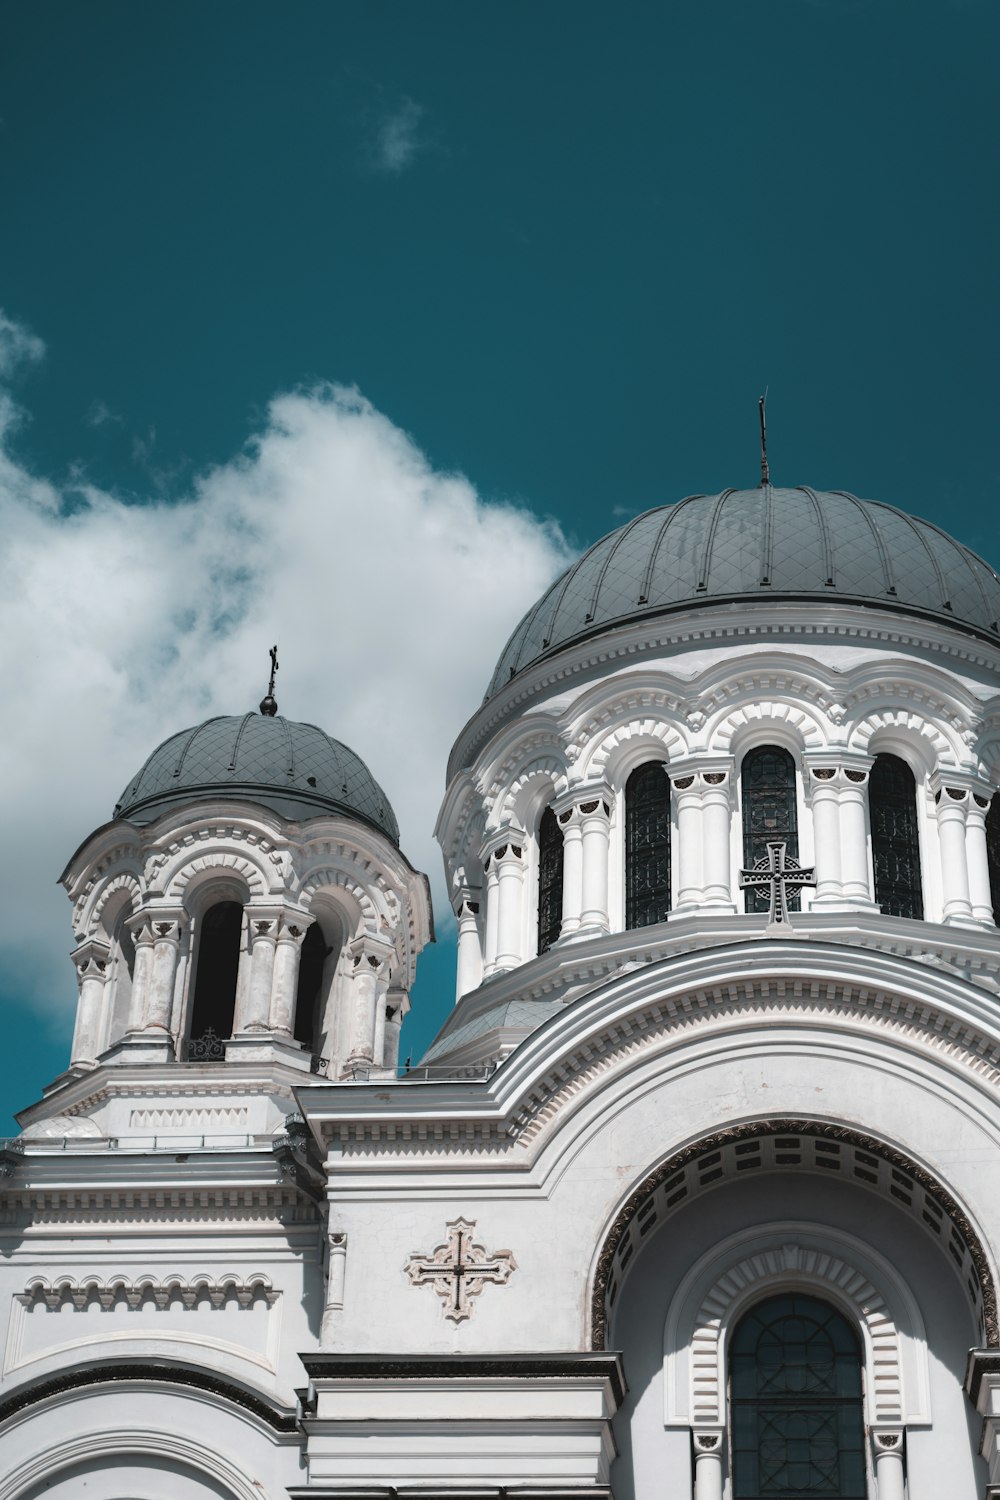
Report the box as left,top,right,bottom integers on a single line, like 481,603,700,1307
5,483,1000,1499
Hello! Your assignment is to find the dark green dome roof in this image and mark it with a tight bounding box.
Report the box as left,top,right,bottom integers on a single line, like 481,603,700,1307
115,713,399,842
487,487,1000,698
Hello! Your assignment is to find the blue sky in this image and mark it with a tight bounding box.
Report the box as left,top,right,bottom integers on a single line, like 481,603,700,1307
1,0,998,1130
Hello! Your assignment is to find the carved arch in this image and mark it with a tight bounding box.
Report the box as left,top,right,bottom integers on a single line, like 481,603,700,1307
581,716,685,787
662,1228,930,1429
492,756,568,832
163,850,270,902
848,706,956,769
298,866,381,938
708,698,827,757
90,872,143,935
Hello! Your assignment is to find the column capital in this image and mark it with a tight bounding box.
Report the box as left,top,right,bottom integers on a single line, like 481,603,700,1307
70,937,112,978
349,934,395,977
480,826,527,866
451,886,482,918
929,768,994,803
871,1429,905,1453
669,754,735,786
553,782,613,824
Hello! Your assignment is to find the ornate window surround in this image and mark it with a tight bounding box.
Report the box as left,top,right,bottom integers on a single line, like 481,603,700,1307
662,1223,932,1435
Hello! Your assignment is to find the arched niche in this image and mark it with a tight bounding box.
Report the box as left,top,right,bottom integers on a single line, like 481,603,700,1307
183,874,252,1060
294,894,353,1066
96,885,138,1049
592,1122,995,1353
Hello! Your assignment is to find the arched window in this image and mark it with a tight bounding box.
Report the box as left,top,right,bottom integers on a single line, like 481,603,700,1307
294,923,328,1050
188,901,243,1059
625,762,671,928
730,1292,866,1499
870,752,923,919
987,793,1000,926
742,746,800,914
537,805,564,955
107,909,136,1048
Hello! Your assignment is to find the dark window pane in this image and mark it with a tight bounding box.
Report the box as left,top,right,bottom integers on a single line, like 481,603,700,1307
537,806,564,955
870,753,923,919
742,746,800,914
294,922,328,1049
188,901,242,1057
987,793,1000,926
625,762,671,928
731,1293,865,1500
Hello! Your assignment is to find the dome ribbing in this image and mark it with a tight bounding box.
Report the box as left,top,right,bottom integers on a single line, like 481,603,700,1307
115,713,399,842
486,487,1000,699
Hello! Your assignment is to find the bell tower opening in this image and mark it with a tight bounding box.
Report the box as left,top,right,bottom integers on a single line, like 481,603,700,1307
187,900,243,1058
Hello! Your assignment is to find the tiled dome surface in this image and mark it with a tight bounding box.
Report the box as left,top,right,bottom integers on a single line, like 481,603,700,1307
486,487,1000,699
115,714,399,842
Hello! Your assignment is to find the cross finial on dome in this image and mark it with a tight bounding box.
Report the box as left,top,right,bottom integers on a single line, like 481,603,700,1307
758,390,770,486
259,644,279,717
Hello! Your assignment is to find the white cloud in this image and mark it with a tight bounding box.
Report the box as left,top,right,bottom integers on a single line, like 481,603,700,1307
0,310,44,380
86,399,123,428
0,324,573,1030
371,96,424,174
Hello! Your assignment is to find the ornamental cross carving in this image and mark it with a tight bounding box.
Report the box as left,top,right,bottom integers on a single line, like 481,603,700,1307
405,1218,516,1323
739,840,815,928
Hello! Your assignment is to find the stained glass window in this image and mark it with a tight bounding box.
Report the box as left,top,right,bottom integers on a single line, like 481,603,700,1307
537,805,564,955
987,793,1000,927
730,1293,866,1499
869,753,923,920
625,762,671,928
742,746,800,914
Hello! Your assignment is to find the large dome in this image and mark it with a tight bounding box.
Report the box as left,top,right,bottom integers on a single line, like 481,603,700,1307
486,487,1000,699
115,713,399,842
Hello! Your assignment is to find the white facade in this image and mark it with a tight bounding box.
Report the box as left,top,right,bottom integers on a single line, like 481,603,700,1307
6,492,1000,1499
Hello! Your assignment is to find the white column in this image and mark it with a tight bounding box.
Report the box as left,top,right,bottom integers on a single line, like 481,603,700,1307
579,795,612,933
236,915,278,1032
559,806,585,937
69,939,111,1066
872,1432,905,1500
494,839,526,970
269,916,308,1035
345,940,391,1068
126,917,155,1034
455,895,484,998
934,785,974,925
673,775,704,910
700,772,735,910
806,768,843,904
383,989,406,1072
321,1230,347,1346
143,915,185,1033
692,1430,724,1500
967,790,996,925
839,766,875,905
482,853,501,978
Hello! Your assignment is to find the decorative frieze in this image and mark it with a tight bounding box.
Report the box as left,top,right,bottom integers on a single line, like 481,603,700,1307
19,1273,278,1312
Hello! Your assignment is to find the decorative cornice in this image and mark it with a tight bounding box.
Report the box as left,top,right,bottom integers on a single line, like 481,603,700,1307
0,1358,298,1432
300,1351,627,1408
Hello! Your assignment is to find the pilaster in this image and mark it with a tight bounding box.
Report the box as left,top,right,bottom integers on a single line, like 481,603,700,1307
69,937,111,1067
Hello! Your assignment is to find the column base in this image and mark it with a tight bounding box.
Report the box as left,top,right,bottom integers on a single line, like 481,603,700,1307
105,1033,176,1065
224,1034,314,1070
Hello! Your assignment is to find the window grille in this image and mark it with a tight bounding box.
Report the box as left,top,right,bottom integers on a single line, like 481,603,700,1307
742,746,799,914
869,753,923,919
730,1292,866,1499
537,806,564,955
987,793,1000,926
625,762,671,928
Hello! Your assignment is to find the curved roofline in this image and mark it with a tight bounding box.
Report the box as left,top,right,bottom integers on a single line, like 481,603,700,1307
115,781,401,841
483,487,1000,703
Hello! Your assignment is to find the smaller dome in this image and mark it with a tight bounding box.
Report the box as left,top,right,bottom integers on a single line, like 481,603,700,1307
115,714,399,843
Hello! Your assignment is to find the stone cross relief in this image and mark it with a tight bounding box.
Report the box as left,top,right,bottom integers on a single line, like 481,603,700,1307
738,839,816,929
405,1218,517,1323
